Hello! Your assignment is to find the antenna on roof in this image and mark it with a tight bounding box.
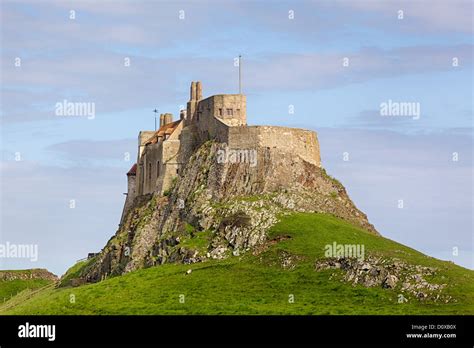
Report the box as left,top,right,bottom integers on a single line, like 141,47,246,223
153,108,159,130
238,54,242,94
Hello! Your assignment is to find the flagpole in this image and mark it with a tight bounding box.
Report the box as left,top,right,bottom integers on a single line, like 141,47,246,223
238,55,242,94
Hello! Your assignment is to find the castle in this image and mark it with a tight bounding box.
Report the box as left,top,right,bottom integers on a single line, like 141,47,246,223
120,81,321,224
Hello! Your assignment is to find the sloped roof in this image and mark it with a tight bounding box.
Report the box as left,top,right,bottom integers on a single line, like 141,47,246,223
127,163,137,176
145,120,181,145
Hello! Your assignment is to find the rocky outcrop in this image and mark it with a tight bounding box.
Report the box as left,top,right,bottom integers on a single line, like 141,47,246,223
315,256,452,302
81,141,377,283
0,269,57,282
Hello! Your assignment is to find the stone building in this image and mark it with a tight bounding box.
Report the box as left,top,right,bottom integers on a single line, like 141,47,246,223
120,81,321,223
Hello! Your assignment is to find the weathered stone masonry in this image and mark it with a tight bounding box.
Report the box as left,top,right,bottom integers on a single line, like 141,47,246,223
120,81,321,223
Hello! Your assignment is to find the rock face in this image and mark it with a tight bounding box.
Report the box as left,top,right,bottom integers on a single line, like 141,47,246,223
81,141,377,283
315,256,452,302
0,269,57,282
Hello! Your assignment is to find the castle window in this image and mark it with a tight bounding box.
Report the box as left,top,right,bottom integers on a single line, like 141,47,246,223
226,108,233,116
148,163,152,180
157,161,160,178
218,108,223,116
197,112,201,121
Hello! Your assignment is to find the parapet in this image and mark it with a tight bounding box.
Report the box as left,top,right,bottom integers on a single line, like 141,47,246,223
226,125,321,166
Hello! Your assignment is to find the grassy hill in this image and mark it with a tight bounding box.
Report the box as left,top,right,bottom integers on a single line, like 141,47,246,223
1,213,472,315
0,269,56,306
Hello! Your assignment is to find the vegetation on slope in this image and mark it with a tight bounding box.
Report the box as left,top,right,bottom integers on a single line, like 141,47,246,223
0,269,56,304
1,213,472,315
59,258,97,287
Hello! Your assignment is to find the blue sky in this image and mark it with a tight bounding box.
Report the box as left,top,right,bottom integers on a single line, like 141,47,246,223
0,0,472,275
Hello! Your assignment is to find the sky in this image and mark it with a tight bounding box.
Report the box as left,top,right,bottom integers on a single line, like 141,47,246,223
0,0,472,275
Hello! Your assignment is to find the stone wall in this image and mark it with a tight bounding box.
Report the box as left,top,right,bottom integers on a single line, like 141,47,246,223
195,95,246,140
160,122,182,193
140,142,161,195
120,174,136,225
225,126,321,166
198,95,246,126
139,122,183,195
137,131,156,159
136,131,156,195
177,124,198,173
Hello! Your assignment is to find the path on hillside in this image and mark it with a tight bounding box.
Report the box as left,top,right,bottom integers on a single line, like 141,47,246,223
0,281,58,313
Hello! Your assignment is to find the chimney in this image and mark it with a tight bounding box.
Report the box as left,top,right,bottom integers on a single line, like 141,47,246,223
159,114,165,128
196,81,202,100
164,113,173,125
190,81,197,101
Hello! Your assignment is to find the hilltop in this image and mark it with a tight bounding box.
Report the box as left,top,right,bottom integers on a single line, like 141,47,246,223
0,269,57,307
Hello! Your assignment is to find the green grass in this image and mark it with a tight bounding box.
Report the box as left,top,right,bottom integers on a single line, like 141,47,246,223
1,213,472,315
59,258,96,287
0,270,54,304
179,230,212,254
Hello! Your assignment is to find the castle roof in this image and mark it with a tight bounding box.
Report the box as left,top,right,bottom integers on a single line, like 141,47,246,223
145,120,181,145
127,163,137,176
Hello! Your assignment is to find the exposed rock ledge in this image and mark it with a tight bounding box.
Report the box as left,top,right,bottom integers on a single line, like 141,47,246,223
315,256,453,303
0,269,58,282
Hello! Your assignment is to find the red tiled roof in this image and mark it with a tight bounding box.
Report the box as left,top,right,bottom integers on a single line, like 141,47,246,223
127,163,137,176
145,120,181,145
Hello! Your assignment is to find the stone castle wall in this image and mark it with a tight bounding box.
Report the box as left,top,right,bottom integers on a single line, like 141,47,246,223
139,126,182,196
214,123,320,167
194,94,245,142
120,174,136,225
